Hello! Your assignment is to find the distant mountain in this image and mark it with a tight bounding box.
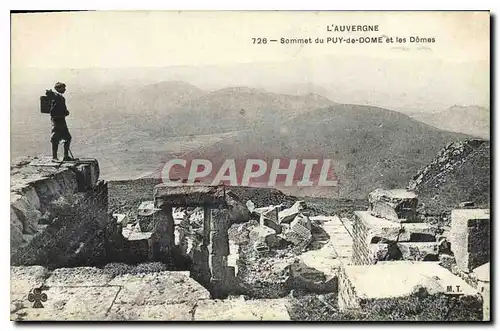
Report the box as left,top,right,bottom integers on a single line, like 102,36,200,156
157,86,334,136
70,80,205,118
263,83,334,99
408,139,490,212
184,103,471,198
410,105,490,139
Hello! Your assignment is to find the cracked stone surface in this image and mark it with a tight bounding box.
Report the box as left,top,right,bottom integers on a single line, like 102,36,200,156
194,298,291,321
10,266,210,321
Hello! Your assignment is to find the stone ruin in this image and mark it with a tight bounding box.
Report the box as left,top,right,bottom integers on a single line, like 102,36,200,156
10,157,109,268
338,188,490,320
353,188,439,265
152,184,233,295
9,156,491,321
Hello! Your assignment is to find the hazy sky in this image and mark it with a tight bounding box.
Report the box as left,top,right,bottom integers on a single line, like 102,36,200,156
12,11,489,68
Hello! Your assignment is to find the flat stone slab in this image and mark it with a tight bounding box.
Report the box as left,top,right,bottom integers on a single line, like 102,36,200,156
44,267,114,287
320,215,353,264
11,286,120,321
194,298,290,321
11,267,211,321
105,302,195,321
300,244,342,277
451,209,490,223
11,156,99,191
355,211,437,242
343,262,477,302
122,228,153,241
11,266,50,302
154,184,227,207
473,263,490,282
109,271,210,306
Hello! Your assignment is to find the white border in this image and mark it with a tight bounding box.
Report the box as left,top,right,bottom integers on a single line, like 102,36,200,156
2,1,498,330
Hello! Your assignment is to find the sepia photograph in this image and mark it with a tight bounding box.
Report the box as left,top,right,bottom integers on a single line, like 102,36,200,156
9,10,490,321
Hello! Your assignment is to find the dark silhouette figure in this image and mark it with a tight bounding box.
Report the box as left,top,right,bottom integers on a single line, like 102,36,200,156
46,82,73,161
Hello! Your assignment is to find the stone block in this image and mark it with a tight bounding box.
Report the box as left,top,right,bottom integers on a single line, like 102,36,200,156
263,217,283,234
368,189,418,222
369,242,439,263
75,160,100,191
338,262,478,311
352,211,437,265
154,184,227,207
450,209,490,272
284,214,312,246
105,302,195,321
10,266,50,302
11,286,120,321
210,255,228,281
151,207,175,257
354,211,436,243
279,200,306,224
194,298,290,321
288,261,337,293
109,271,210,306
249,226,280,248
300,243,342,277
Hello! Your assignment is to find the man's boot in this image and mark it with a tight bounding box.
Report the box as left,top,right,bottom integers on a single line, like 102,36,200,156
63,141,74,161
51,142,59,161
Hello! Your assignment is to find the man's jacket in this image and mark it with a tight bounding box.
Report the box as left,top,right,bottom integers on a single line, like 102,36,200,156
45,90,69,119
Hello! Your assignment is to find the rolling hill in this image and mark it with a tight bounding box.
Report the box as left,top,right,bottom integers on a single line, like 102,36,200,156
155,87,334,136
183,104,471,198
410,105,490,139
408,139,490,212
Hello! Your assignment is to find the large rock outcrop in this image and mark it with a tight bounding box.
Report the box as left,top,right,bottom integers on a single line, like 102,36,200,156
10,156,111,268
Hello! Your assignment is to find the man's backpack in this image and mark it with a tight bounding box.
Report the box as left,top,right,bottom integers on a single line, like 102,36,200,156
40,96,51,114
40,90,53,114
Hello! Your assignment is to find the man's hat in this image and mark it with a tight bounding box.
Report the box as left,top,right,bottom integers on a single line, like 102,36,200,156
54,82,66,89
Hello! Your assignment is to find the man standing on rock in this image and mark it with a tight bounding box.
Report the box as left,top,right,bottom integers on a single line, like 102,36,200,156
46,82,74,161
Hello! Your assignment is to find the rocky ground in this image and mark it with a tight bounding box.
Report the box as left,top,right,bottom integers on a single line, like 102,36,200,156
11,264,295,321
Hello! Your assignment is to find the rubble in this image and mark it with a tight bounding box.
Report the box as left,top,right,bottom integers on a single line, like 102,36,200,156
113,213,129,227
368,189,418,222
283,214,312,248
249,226,280,249
287,260,337,294
137,201,156,216
279,200,307,224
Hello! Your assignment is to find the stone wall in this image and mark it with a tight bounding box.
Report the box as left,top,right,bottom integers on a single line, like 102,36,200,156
450,209,490,272
351,211,438,265
11,157,112,268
